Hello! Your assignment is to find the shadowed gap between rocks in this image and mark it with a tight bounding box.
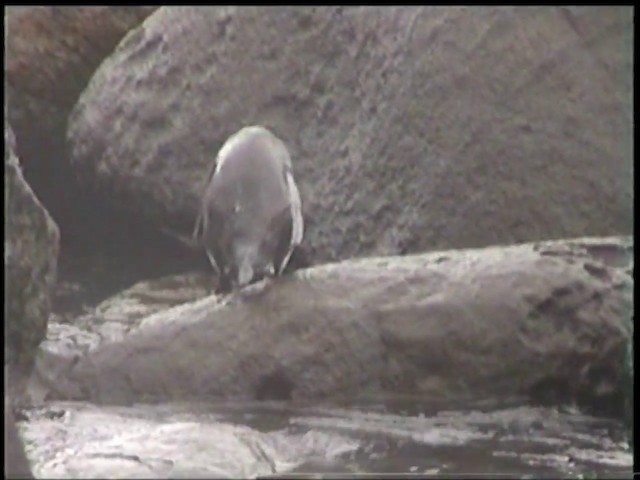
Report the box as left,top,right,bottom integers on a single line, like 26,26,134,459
17,142,205,316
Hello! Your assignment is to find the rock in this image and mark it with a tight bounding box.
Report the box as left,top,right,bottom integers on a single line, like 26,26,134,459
5,6,157,163
5,122,60,398
45,237,631,418
51,237,207,322
73,271,212,345
4,400,33,479
27,272,212,404
623,339,633,447
5,6,158,248
20,402,359,478
74,273,213,341
17,401,632,478
5,7,157,120
68,7,633,264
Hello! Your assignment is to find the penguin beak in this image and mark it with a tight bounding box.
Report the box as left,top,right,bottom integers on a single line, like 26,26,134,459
235,243,258,288
237,259,254,288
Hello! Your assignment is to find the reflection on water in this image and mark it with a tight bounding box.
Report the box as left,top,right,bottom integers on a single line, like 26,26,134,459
19,399,632,479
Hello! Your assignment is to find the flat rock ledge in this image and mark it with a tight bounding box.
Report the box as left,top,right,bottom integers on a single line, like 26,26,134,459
41,236,632,416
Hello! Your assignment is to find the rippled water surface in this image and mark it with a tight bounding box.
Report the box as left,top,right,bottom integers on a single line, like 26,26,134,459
19,399,632,479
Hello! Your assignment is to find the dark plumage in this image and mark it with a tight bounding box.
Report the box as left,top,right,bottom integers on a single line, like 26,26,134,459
193,126,303,292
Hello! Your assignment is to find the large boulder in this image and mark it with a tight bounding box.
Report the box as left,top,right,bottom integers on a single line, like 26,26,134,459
5,6,157,245
40,236,632,418
68,7,633,263
5,122,60,397
5,7,157,144
5,6,157,165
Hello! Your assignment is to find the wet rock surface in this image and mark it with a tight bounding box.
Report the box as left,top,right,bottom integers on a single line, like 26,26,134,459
32,237,632,417
66,271,211,341
16,401,632,478
67,6,633,263
5,401,34,479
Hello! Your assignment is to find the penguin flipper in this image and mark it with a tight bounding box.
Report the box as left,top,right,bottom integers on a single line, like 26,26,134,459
271,205,294,276
192,208,205,245
193,149,222,244
287,168,304,248
274,168,304,275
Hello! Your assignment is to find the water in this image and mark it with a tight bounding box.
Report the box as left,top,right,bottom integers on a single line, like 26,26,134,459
18,399,632,479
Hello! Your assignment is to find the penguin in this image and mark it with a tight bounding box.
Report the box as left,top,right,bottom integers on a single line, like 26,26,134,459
193,126,304,292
